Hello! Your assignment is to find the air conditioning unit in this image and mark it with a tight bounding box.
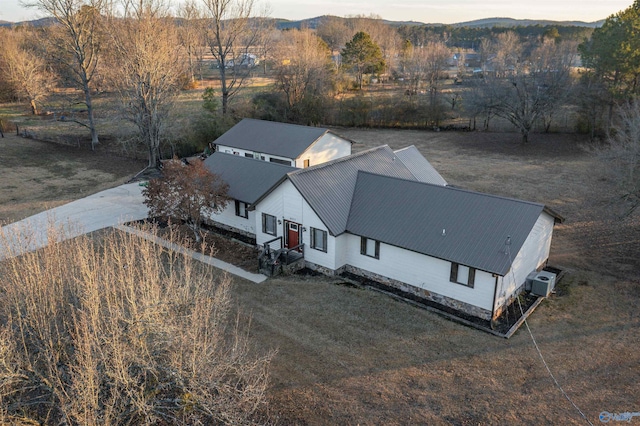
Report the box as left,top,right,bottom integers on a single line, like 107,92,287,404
525,271,539,292
530,271,557,297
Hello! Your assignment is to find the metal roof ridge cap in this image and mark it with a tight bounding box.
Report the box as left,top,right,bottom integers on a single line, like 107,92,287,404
393,145,417,153
243,117,329,132
288,145,393,178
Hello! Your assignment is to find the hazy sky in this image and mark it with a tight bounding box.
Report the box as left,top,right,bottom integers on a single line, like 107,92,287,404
0,0,633,24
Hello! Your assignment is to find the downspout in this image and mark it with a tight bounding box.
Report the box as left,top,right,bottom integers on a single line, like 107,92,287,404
490,274,500,329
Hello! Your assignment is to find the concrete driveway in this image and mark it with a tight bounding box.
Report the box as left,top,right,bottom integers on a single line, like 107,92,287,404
0,182,267,283
0,182,148,261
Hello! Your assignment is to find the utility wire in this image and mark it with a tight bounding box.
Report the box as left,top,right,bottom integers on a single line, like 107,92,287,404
506,240,594,426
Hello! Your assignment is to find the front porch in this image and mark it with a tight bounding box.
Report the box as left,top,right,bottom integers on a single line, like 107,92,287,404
258,236,305,277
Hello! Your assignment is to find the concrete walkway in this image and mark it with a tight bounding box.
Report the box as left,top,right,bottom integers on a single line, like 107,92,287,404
116,225,266,283
0,183,267,283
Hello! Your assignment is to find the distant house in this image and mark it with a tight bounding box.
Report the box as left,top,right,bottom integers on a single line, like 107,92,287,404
214,118,353,167
250,145,562,322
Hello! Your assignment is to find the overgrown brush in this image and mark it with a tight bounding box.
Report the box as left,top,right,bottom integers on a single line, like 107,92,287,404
0,224,272,425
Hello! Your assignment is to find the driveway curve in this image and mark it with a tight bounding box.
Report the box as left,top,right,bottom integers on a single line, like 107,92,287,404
0,182,267,283
0,182,148,261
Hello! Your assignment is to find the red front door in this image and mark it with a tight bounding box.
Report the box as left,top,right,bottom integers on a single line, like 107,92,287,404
286,222,300,249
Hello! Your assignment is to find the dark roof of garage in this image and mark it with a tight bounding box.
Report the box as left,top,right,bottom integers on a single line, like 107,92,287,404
203,152,294,204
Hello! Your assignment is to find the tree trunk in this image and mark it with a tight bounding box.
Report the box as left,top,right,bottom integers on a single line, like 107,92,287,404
84,81,99,151
220,64,229,114
30,99,38,115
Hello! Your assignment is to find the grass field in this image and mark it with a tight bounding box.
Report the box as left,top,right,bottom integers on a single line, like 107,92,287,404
1,116,638,424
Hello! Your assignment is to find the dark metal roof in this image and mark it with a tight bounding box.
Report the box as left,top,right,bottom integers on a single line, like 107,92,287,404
394,146,447,186
346,172,553,276
288,146,418,236
203,152,295,204
213,118,336,159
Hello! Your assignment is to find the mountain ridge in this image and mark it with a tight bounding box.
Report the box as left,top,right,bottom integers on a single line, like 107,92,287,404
0,15,604,29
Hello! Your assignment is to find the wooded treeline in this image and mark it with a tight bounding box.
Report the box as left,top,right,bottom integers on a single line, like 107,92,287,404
1,1,640,162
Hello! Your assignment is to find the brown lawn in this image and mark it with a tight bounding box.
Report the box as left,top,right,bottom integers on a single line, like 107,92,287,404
1,128,638,425
0,133,145,225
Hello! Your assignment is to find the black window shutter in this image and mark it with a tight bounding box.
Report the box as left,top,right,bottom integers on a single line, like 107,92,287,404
450,263,458,283
374,241,380,259
323,231,327,252
235,200,240,216
360,237,366,255
468,268,476,288
262,213,266,233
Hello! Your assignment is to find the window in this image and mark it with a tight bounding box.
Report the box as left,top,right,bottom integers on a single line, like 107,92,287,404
235,200,248,219
360,237,380,259
449,263,475,288
262,213,277,236
269,157,292,166
244,153,253,158
310,227,327,252
303,159,310,168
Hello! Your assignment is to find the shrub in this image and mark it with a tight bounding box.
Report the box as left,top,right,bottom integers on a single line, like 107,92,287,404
0,223,273,425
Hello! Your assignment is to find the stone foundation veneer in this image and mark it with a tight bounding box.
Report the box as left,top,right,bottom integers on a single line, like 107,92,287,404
203,219,256,242
492,283,526,320
305,261,493,321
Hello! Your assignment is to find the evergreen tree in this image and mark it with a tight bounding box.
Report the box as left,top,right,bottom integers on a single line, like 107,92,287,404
341,31,385,89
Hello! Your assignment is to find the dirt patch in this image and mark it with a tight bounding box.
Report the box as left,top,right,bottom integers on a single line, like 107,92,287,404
155,223,259,273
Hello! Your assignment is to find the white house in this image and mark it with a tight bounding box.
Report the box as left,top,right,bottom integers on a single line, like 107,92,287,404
203,152,294,239
213,118,353,167
250,145,562,322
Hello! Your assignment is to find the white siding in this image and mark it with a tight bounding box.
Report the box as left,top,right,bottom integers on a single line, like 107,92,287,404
254,180,289,247
295,134,352,168
216,145,294,166
343,234,496,311
494,212,555,310
300,196,337,270
208,202,255,234
254,179,338,269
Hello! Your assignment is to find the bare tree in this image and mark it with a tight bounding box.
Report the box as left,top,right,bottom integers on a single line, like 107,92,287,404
27,0,103,149
177,0,207,83
254,18,278,75
273,28,333,120
0,29,53,115
402,41,449,94
473,36,576,142
316,16,351,54
490,31,522,78
201,0,261,114
108,0,187,168
603,99,640,214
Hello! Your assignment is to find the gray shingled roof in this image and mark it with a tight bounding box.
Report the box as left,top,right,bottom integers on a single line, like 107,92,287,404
394,146,447,186
214,118,333,159
288,146,418,236
346,171,552,276
203,152,295,204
